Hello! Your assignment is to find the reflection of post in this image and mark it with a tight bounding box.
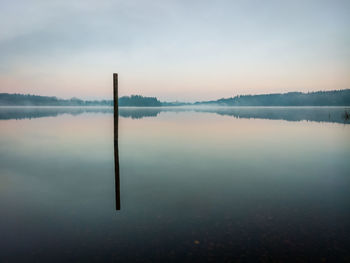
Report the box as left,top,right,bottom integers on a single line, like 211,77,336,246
114,73,120,210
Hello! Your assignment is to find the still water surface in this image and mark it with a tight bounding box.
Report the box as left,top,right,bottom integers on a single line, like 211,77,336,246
0,107,349,262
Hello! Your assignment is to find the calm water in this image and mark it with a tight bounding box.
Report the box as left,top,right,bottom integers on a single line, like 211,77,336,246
0,107,349,262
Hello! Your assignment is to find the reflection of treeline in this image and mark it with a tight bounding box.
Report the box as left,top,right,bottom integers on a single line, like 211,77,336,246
0,107,113,120
196,107,350,124
0,93,113,106
119,95,161,107
195,90,350,106
119,108,161,119
0,106,349,124
119,107,350,124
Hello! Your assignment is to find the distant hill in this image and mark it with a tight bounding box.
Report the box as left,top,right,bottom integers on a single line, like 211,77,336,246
119,95,161,106
1,89,349,107
195,89,350,106
0,93,163,107
0,93,113,106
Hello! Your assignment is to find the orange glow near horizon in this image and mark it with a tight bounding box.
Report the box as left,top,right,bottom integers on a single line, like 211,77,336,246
1,66,349,102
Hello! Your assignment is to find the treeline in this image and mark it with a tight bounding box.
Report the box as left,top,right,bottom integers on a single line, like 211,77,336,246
0,93,162,107
119,95,161,106
195,89,350,106
0,93,112,106
1,89,350,107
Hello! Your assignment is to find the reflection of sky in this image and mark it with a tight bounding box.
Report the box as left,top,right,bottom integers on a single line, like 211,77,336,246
0,0,349,101
0,114,114,163
120,111,350,156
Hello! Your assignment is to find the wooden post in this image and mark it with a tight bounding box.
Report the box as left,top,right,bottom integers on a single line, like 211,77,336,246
114,73,120,210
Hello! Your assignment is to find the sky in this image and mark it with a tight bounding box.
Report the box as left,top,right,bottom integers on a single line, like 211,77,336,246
0,0,349,101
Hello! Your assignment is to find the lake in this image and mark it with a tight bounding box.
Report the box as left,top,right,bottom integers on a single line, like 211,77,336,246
0,106,349,262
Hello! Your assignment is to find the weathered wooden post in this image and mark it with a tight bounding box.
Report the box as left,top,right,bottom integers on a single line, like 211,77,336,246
114,73,120,210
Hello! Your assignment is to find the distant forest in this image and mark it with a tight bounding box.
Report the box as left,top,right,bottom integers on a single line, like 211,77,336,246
0,93,113,106
119,95,161,107
196,89,350,106
1,89,349,106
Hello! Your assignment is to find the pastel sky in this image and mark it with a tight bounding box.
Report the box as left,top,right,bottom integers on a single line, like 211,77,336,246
0,0,349,101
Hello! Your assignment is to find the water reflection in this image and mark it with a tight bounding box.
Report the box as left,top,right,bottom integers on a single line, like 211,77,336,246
0,106,113,120
0,108,349,262
1,106,349,124
119,108,161,119
114,106,120,210
194,107,350,124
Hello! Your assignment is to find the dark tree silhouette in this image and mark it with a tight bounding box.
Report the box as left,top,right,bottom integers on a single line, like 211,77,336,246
118,95,161,107
0,93,113,106
195,89,350,106
1,89,350,107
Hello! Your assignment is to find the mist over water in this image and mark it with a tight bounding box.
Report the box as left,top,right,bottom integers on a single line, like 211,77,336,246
1,106,349,124
0,107,349,262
